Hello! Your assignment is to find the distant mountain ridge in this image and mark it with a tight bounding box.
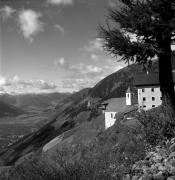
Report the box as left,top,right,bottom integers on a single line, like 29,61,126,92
0,92,70,111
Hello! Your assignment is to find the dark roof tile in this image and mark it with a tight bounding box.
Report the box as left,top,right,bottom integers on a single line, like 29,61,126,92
134,72,175,87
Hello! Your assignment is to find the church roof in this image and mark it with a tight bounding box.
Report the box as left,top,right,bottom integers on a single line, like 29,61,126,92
103,98,127,112
134,72,175,87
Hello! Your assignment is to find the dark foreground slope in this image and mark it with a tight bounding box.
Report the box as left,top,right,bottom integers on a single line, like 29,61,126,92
0,62,158,166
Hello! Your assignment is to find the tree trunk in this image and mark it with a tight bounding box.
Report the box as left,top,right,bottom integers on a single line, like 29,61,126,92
158,37,175,119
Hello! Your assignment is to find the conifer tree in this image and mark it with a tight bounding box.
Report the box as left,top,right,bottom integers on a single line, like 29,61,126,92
100,0,175,113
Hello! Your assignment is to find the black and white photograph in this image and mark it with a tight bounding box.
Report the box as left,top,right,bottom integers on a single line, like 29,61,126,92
1,0,175,179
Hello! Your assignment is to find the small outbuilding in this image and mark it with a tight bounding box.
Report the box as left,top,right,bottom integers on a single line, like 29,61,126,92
102,98,127,129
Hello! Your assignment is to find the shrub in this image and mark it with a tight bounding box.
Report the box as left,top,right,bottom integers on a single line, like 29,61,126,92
0,144,115,180
136,105,175,145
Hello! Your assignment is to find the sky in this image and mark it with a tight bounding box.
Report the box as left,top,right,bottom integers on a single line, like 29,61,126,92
0,0,125,94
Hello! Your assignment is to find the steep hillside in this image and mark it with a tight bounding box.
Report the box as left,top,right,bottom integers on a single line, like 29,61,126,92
90,64,142,99
0,101,24,118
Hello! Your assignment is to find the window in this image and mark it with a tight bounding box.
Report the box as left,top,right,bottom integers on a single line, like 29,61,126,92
127,94,129,98
151,88,154,92
143,97,146,101
111,114,113,118
152,105,155,108
142,88,145,92
143,105,146,108
152,97,155,101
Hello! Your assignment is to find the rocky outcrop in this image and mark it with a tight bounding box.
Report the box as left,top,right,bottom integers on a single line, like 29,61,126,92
125,138,175,180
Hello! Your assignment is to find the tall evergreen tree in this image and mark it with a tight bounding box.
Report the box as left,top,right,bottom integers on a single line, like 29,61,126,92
99,0,175,112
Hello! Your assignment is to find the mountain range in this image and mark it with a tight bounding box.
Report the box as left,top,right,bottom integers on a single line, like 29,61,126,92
0,92,70,112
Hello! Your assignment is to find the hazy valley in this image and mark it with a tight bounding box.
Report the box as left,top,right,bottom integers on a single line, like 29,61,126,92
0,92,70,150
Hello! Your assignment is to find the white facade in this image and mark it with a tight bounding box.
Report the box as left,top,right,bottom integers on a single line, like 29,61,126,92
126,92,132,105
105,112,117,129
126,92,131,105
126,86,137,106
138,86,162,111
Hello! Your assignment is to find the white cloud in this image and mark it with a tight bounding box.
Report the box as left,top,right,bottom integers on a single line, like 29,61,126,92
91,54,99,61
48,0,74,6
12,75,20,83
59,57,65,65
53,56,124,91
31,79,57,90
0,6,15,21
61,62,125,91
54,57,71,70
53,56,125,92
54,24,65,35
54,58,103,75
65,63,103,75
54,57,65,66
0,76,59,94
85,65,102,74
84,38,103,52
18,9,43,42
0,76,6,86
57,61,104,91
62,76,102,91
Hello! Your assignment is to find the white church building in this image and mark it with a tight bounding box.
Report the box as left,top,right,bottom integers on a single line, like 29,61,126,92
100,97,137,129
133,72,174,111
100,72,175,129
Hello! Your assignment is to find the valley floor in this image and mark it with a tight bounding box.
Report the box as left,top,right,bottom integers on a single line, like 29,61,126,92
0,110,52,150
